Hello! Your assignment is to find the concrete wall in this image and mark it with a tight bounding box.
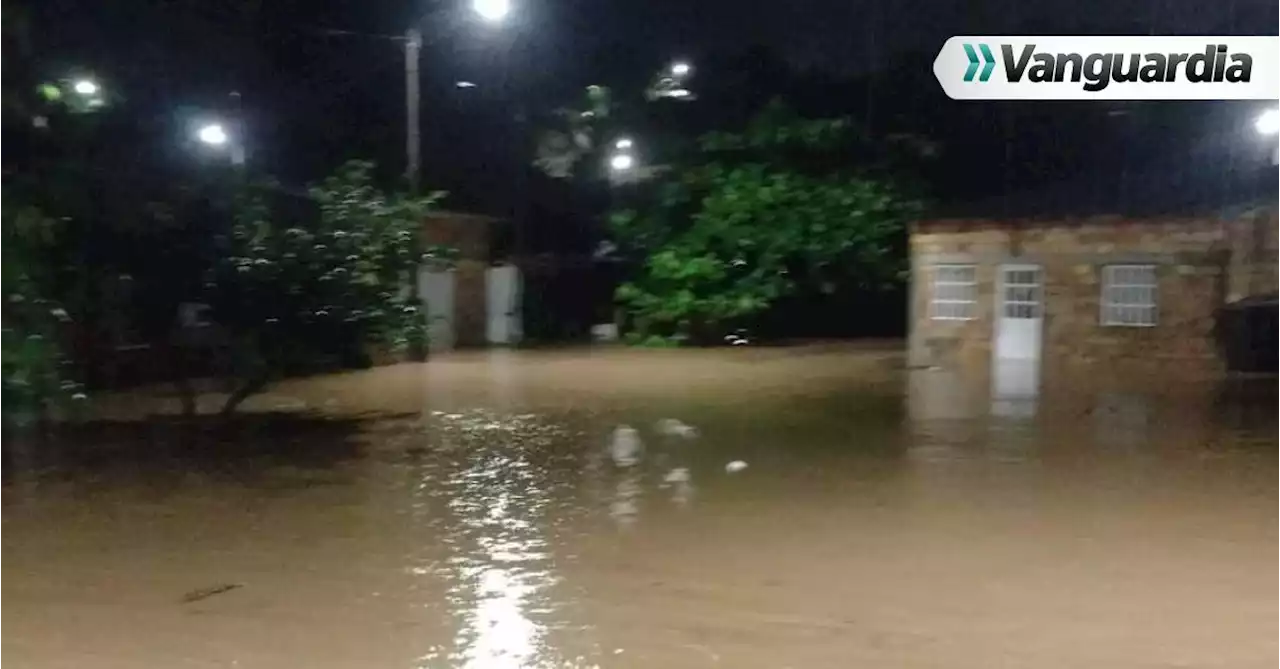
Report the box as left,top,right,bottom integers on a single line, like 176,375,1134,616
908,209,1277,373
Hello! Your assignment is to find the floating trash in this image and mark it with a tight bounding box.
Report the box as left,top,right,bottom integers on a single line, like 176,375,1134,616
724,460,749,473
654,418,698,439
663,467,691,484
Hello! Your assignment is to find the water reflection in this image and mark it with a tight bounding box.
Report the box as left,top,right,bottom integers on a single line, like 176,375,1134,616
608,468,643,528
661,468,695,508
415,411,566,668
1091,392,1152,451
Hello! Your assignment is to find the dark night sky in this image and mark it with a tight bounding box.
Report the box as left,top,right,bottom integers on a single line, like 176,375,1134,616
14,0,1280,213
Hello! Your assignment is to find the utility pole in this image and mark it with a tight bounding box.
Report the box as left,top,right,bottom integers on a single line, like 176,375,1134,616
229,90,246,168
405,28,422,192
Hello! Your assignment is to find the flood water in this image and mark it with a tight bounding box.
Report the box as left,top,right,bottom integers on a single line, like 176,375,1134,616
4,346,1276,668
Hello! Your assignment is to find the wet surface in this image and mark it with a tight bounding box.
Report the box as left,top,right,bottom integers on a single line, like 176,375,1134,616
4,346,1277,668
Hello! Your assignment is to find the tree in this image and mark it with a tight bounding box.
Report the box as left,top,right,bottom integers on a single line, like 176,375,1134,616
1,204,85,425
609,103,925,344
199,161,448,416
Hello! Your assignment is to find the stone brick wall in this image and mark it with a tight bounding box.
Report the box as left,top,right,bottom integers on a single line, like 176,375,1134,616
1225,207,1279,302
908,210,1276,372
421,211,495,261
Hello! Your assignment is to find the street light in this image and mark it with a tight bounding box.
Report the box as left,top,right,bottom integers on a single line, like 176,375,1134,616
195,121,246,166
196,123,229,146
72,79,99,96
1249,108,1280,165
609,153,634,172
614,137,633,150
472,0,510,22
404,0,512,191
671,61,691,78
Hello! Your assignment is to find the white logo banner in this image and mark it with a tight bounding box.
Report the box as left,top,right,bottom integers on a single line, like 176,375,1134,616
934,36,1280,100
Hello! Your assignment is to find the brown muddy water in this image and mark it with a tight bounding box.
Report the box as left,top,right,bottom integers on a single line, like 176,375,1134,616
4,346,1277,668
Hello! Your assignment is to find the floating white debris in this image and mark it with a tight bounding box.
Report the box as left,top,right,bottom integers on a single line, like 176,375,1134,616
724,460,748,473
654,418,698,438
609,425,643,467
663,467,691,484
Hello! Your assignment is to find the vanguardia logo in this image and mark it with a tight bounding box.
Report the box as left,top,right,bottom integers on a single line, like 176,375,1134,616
962,44,996,82
934,36,1279,100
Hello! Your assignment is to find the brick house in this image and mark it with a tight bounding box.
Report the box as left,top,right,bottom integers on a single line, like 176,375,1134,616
907,171,1277,376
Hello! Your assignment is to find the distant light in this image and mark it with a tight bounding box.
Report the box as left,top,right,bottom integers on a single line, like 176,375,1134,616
614,137,633,150
609,154,634,171
456,81,478,88
665,88,691,99
197,123,229,146
1256,108,1280,135
671,61,691,77
72,79,98,96
472,0,510,22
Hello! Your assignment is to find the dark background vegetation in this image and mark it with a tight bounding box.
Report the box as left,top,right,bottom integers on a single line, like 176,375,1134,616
4,0,1277,366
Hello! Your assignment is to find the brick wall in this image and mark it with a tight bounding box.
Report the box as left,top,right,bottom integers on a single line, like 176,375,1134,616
907,211,1276,372
421,211,499,349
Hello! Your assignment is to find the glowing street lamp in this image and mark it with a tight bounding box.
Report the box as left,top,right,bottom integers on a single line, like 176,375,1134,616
72,79,99,96
671,61,691,78
195,121,246,166
1255,108,1279,135
614,137,633,150
1254,108,1274,165
196,123,229,146
472,0,510,22
609,153,634,172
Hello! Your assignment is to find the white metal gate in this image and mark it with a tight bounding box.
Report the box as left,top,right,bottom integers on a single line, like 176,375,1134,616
419,267,455,351
485,264,522,345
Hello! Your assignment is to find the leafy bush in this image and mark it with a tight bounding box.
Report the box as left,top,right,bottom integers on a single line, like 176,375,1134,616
203,161,451,413
2,206,84,424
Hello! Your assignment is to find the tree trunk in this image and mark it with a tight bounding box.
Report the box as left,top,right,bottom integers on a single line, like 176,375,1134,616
219,371,270,417
166,343,198,419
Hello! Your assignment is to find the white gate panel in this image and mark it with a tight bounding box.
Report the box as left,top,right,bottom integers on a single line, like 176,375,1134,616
486,264,522,345
419,267,455,351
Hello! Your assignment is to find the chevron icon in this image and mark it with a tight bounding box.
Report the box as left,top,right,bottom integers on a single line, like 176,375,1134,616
962,43,996,82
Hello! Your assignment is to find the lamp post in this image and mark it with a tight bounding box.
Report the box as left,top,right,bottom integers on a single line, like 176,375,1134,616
404,0,510,192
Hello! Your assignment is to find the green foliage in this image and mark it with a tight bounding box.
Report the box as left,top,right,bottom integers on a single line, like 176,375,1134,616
2,205,85,423
534,85,615,179
206,161,448,407
610,107,924,344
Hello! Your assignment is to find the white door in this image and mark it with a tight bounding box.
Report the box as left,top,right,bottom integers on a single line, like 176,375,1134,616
419,267,455,351
992,264,1043,417
485,264,522,345
994,265,1043,361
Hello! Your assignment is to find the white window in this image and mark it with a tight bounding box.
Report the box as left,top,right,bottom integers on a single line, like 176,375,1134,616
931,265,977,320
1001,267,1042,319
1101,265,1157,327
